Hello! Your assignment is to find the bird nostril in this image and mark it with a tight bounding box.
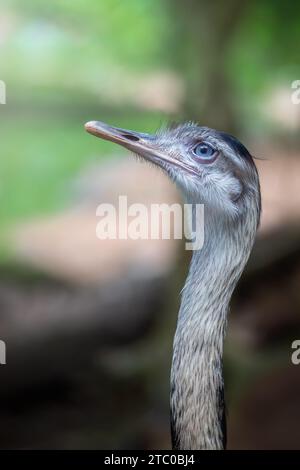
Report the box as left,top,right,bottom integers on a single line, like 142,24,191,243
121,133,140,141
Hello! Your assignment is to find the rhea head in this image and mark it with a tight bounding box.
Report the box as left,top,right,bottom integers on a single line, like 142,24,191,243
85,120,260,229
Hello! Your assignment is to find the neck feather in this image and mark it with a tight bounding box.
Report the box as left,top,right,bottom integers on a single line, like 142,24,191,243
170,213,256,450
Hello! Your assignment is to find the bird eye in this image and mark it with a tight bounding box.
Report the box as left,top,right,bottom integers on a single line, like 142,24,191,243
192,142,216,162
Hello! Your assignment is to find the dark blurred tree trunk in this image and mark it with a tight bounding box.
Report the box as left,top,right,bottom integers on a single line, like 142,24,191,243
168,0,249,133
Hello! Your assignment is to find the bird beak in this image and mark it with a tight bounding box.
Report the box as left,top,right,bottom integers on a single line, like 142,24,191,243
85,120,199,176
85,120,155,157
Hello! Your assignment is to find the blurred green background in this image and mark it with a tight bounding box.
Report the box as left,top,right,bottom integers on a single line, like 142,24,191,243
1,0,299,226
0,0,300,450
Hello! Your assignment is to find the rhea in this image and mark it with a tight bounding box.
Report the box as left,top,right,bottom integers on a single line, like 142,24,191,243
85,120,261,450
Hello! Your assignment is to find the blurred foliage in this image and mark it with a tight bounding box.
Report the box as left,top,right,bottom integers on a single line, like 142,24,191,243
0,0,170,229
1,0,169,93
0,0,300,228
167,0,300,129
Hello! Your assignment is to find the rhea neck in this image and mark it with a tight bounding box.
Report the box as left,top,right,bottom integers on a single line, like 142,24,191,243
170,205,256,450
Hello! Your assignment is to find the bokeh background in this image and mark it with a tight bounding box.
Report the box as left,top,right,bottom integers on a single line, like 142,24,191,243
0,0,300,449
